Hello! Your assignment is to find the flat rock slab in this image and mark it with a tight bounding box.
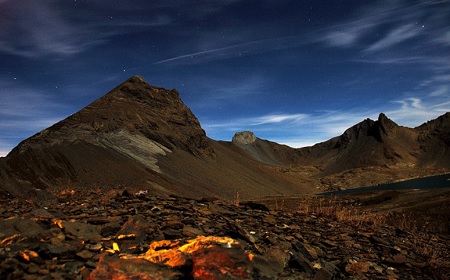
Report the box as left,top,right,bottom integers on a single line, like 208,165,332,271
62,221,103,242
0,218,45,238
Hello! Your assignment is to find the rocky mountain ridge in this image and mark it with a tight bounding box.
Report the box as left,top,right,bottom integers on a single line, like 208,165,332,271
0,76,449,199
233,112,450,190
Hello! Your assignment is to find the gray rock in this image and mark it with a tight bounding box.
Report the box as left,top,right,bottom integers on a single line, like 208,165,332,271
232,131,256,145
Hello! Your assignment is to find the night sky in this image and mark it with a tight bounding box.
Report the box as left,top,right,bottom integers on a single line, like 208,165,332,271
1,0,449,156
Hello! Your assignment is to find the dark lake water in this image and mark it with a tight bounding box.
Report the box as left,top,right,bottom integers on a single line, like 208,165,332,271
319,173,450,196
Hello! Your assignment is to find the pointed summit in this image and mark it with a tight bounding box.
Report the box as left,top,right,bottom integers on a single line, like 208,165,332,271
33,76,212,155
374,113,398,141
1,76,213,197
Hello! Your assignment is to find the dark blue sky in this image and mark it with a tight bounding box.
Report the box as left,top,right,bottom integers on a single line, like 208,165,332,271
1,0,449,156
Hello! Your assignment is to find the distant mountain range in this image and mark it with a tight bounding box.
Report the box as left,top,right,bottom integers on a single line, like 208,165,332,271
1,76,449,200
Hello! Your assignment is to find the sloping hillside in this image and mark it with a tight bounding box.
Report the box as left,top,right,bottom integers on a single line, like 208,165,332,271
0,76,449,199
231,113,449,190
0,77,316,200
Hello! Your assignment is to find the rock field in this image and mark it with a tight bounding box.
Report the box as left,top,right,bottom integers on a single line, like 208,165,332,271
0,190,448,279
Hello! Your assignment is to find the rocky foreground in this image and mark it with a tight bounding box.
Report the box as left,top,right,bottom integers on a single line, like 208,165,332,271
0,190,449,279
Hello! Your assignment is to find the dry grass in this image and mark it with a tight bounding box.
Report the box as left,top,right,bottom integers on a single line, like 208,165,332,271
296,196,388,227
233,191,240,206
410,233,450,280
294,196,450,279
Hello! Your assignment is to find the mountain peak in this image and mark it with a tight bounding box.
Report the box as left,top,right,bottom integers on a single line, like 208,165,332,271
16,76,213,158
232,131,256,145
102,75,180,105
377,113,398,136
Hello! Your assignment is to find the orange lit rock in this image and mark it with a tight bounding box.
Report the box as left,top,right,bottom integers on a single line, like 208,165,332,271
191,247,252,279
18,250,42,264
116,215,151,253
104,236,256,279
141,236,240,268
88,255,182,280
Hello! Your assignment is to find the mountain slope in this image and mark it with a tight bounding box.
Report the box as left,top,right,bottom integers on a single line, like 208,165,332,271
0,76,212,197
416,112,450,168
295,113,420,174
0,76,448,199
230,113,449,190
0,76,315,200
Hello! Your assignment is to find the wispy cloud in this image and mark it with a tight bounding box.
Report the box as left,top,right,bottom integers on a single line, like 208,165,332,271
0,1,98,57
203,110,376,147
365,24,422,52
0,1,176,58
322,0,449,55
193,74,269,102
0,80,63,118
0,80,66,154
429,85,449,97
436,30,450,46
249,114,308,125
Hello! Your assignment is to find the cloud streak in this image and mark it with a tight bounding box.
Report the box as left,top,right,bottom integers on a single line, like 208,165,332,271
0,1,176,58
0,80,66,155
153,34,312,65
322,0,449,57
0,1,98,57
365,24,422,53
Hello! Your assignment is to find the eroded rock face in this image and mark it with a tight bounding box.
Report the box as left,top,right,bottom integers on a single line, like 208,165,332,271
232,131,256,145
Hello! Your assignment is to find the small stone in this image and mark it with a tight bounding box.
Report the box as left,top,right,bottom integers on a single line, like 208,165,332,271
62,221,103,242
30,208,55,219
46,240,83,257
262,247,289,272
162,220,185,230
263,215,277,225
182,225,205,237
63,261,85,275
86,243,103,252
10,218,45,238
386,254,407,265
37,268,50,275
322,240,338,247
76,250,94,260
294,233,304,241
116,215,150,242
345,261,369,276
314,268,333,280
101,223,122,237
27,263,39,274
289,250,314,273
232,222,256,244
163,229,183,239
303,243,319,260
